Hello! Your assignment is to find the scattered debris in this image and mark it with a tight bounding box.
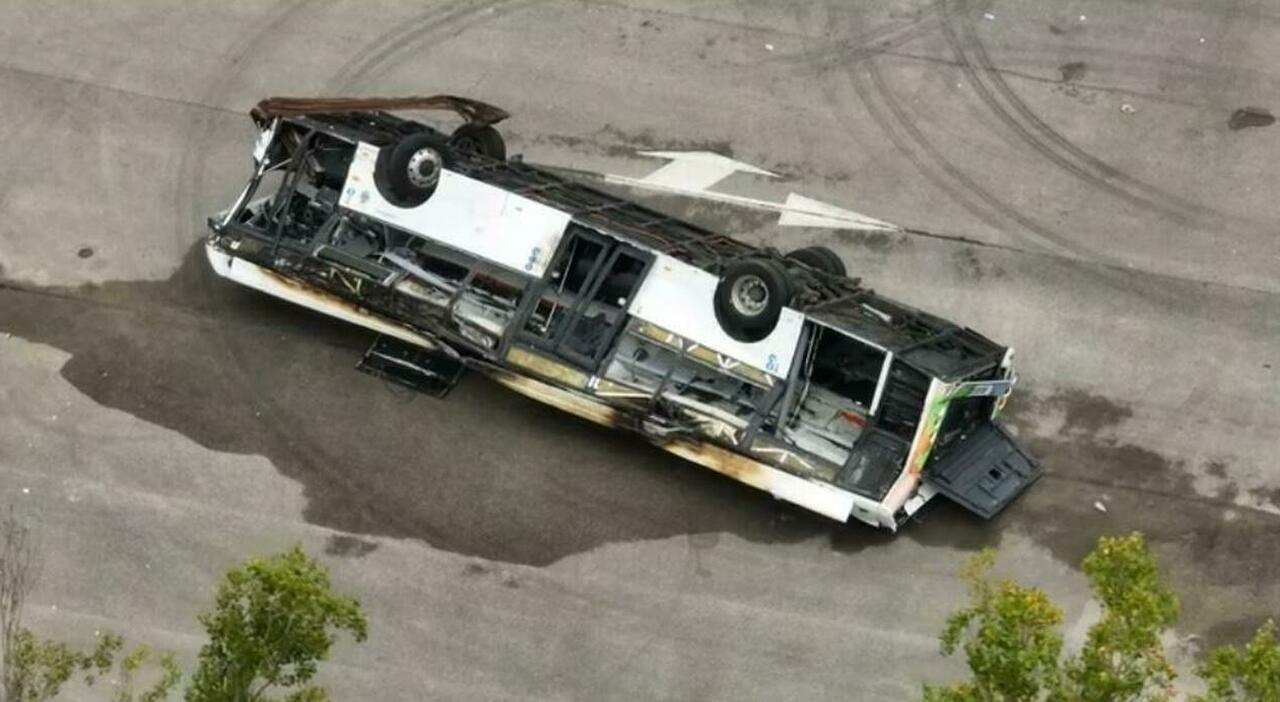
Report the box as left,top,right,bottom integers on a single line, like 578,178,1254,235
764,43,774,51
983,12,995,20
1120,103,1136,115
21,487,29,495
77,246,94,259
1079,15,1087,21
1199,37,1206,44
1228,107,1275,130
1094,501,1108,513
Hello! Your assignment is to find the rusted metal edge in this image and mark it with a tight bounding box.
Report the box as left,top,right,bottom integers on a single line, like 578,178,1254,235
250,95,510,126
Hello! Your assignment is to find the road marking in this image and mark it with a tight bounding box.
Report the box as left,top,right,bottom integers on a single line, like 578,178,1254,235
778,193,898,231
605,151,899,232
632,150,776,191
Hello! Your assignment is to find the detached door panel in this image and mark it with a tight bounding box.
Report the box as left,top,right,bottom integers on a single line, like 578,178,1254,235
923,422,1042,518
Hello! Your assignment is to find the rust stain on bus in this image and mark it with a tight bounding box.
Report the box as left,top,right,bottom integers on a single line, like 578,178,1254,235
488,369,624,429
660,438,771,493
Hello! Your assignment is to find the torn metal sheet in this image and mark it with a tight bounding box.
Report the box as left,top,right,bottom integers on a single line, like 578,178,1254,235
252,95,509,126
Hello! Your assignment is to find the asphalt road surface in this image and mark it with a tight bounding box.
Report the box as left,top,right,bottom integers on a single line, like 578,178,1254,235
1,1,1278,700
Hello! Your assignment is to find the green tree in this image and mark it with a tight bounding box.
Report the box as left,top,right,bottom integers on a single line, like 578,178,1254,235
1194,620,1280,702
110,645,183,702
924,533,1179,702
185,546,367,702
5,629,120,702
925,533,1280,702
1064,533,1179,702
924,549,1065,702
1,509,180,702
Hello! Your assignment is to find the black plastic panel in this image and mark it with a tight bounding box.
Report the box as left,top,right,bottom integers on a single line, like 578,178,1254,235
924,422,1042,518
356,335,464,397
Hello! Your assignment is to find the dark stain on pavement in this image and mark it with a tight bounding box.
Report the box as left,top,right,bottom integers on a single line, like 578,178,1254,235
1001,388,1280,606
325,534,379,558
7,249,1277,611
1249,485,1280,509
524,126,740,168
833,230,900,253
1058,62,1087,83
1046,388,1133,436
1202,616,1277,650
952,246,1005,281
1228,107,1275,131
595,123,736,159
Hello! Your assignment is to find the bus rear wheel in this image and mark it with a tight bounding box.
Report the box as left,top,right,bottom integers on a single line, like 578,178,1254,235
714,258,794,342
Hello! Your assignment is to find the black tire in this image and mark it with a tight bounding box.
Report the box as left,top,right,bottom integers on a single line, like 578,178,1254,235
714,259,793,342
374,132,454,208
450,123,506,160
786,245,847,277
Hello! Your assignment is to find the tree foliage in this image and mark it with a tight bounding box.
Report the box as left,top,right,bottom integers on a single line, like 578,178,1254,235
4,510,366,702
5,629,120,702
1064,533,1179,702
1,509,38,700
185,546,367,702
921,532,1273,702
110,644,183,702
924,549,1064,702
1194,620,1280,702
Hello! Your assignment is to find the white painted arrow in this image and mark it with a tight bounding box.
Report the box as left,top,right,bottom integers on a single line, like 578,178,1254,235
604,150,899,232
778,193,899,231
632,150,777,190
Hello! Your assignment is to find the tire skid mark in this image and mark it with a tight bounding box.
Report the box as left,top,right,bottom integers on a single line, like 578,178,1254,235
862,52,1094,258
809,7,1200,305
328,0,476,90
943,0,1225,227
769,2,944,70
841,58,1009,237
795,4,1097,258
802,7,1027,245
328,0,537,92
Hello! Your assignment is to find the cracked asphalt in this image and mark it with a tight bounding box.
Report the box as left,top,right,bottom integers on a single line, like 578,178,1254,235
1,1,1277,699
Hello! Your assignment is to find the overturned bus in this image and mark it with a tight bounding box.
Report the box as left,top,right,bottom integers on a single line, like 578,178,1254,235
205,95,1041,529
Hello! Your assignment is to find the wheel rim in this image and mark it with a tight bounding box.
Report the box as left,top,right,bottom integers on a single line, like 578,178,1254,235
729,274,770,317
406,147,442,188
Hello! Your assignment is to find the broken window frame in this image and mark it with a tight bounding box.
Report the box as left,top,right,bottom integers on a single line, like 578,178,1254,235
783,319,895,424
513,224,653,373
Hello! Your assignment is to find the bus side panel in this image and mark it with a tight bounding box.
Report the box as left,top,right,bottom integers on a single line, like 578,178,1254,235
340,143,570,277
627,253,804,380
